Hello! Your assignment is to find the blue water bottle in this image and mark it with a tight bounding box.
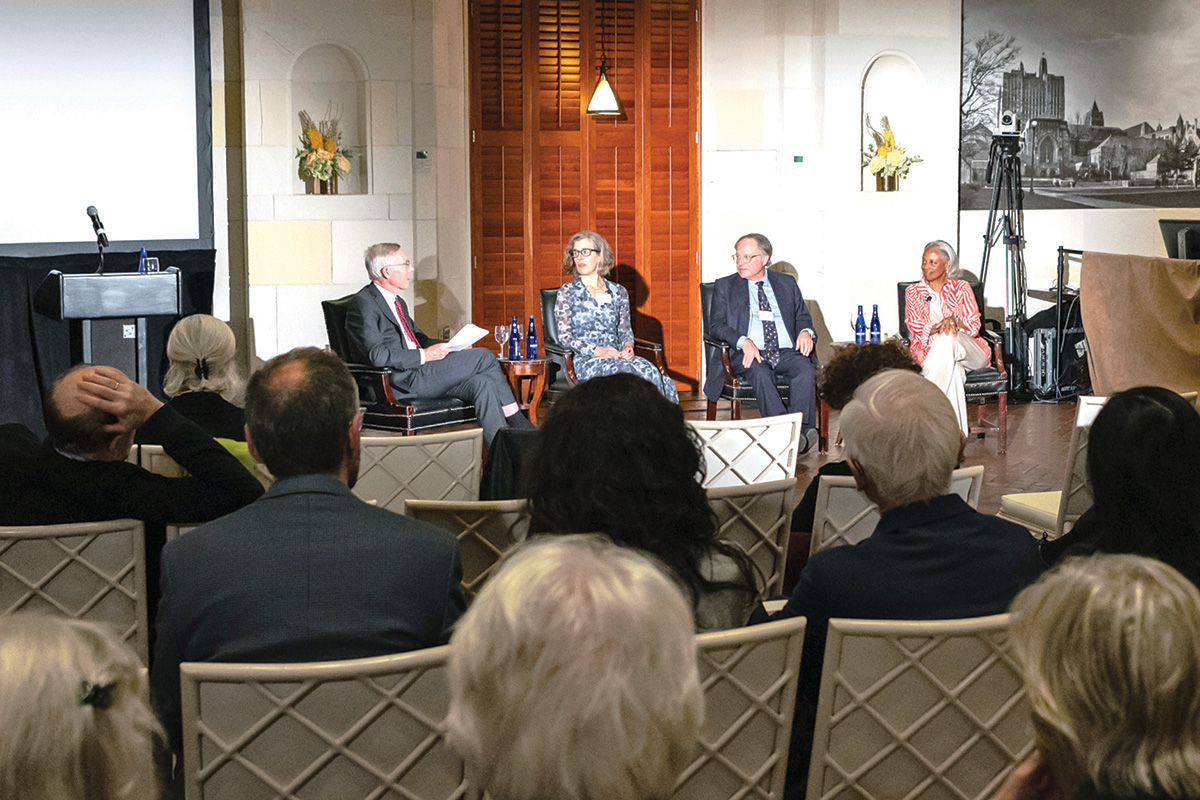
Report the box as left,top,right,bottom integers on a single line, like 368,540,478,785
137,247,148,274
525,314,538,359
855,305,866,345
869,304,881,344
508,315,521,360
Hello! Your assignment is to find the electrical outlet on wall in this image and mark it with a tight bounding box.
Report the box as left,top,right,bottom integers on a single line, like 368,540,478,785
442,326,451,340
122,324,136,339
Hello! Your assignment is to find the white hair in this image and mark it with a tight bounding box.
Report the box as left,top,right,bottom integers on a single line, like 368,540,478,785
445,535,703,800
1010,555,1200,798
363,242,402,281
923,239,961,279
162,314,244,403
840,369,960,507
0,614,162,800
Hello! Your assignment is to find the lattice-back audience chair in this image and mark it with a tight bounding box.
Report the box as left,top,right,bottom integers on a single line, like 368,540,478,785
998,395,1107,540
322,295,477,434
137,443,273,488
354,430,483,512
180,646,464,800
706,479,797,601
807,614,1032,800
810,466,985,556
403,498,528,603
898,281,1009,453
0,519,149,664
688,413,805,488
672,616,807,800
699,280,829,453
139,444,187,477
540,285,669,400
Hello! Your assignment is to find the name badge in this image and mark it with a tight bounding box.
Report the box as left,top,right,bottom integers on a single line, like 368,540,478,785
761,310,776,323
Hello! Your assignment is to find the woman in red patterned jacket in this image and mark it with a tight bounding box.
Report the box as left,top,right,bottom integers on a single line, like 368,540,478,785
904,240,990,434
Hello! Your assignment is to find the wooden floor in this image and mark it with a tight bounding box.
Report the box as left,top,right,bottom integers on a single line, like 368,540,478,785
677,392,1080,515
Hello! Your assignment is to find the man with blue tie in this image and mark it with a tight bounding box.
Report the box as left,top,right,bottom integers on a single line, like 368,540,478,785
704,233,819,452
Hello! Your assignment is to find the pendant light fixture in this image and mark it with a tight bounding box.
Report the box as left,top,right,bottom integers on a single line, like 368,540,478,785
586,0,622,116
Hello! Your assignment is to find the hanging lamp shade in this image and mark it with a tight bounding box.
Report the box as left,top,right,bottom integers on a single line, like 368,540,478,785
586,64,622,116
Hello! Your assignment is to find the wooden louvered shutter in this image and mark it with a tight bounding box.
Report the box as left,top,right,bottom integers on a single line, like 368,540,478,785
470,0,700,389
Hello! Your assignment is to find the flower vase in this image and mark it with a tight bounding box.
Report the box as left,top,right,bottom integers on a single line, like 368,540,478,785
304,174,339,195
875,174,900,192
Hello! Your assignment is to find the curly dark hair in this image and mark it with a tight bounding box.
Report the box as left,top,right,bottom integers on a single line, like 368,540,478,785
525,373,758,612
819,340,921,410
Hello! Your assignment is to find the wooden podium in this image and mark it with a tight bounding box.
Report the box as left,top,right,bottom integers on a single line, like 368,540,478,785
34,269,181,387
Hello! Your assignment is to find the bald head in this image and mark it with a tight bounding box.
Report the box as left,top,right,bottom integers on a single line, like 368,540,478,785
243,347,359,479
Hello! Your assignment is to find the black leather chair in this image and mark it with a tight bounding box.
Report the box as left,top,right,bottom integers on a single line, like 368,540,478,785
321,296,476,434
897,281,1008,452
700,280,828,452
539,286,668,399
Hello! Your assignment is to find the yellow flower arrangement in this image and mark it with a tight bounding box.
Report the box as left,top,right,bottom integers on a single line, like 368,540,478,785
862,115,923,179
296,110,355,182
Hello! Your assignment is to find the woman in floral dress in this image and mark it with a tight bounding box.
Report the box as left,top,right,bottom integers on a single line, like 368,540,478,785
554,230,679,401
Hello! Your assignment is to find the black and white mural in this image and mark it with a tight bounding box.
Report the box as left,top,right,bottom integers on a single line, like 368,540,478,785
960,0,1200,210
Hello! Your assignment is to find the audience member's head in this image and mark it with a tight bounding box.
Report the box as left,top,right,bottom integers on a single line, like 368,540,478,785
1009,554,1200,799
525,373,757,615
162,314,244,403
1086,386,1200,585
0,614,162,800
818,340,921,410
841,369,962,509
445,535,703,800
244,347,360,481
44,364,128,461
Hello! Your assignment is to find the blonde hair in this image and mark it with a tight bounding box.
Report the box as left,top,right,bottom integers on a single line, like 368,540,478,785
0,614,162,800
162,314,244,403
1009,555,1200,799
840,369,960,506
445,535,703,800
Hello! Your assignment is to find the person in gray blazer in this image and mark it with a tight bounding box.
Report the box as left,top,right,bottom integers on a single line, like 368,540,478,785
345,242,533,442
150,347,466,781
703,232,819,451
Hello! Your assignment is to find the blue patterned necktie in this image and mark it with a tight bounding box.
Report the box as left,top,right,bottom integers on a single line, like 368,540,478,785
757,281,781,368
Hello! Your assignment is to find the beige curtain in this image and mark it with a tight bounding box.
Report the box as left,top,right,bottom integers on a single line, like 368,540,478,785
1081,251,1200,395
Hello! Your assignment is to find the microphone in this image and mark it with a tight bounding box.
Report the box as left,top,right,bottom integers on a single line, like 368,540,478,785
924,295,932,303
86,206,109,248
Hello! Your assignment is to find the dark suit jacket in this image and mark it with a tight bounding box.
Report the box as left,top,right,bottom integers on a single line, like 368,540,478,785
772,494,1043,800
0,405,263,526
344,283,436,374
150,473,466,759
704,270,815,401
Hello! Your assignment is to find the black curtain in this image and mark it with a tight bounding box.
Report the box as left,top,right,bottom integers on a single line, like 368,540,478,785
0,250,216,435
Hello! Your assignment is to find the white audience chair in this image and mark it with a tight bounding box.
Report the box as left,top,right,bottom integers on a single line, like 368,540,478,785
0,519,149,664
354,429,483,512
706,479,796,601
807,615,1032,800
137,443,273,488
688,413,805,488
403,498,528,603
810,465,985,555
180,647,465,800
998,396,1107,540
672,616,807,800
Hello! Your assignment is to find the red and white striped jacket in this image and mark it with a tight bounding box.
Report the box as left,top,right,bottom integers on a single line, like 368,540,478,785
904,279,990,365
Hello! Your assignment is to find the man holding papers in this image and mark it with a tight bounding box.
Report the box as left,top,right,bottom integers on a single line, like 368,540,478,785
346,242,533,442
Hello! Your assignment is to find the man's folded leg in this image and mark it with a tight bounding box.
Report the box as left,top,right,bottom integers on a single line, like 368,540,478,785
401,348,525,442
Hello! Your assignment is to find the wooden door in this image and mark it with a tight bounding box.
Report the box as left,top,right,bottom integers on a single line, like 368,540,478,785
469,0,700,390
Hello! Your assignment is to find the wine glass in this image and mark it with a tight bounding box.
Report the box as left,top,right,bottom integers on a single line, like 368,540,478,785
494,325,507,354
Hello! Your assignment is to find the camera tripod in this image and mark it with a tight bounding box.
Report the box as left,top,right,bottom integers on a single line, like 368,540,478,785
979,134,1031,398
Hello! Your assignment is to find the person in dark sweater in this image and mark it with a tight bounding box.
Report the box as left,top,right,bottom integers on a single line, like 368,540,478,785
1039,386,1200,587
772,369,1042,800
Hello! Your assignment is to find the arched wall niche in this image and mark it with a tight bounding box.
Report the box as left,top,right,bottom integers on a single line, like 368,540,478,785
860,51,926,191
289,43,369,195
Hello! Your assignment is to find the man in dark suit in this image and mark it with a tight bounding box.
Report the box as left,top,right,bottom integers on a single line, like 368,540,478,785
345,242,532,442
771,369,1042,800
150,347,467,776
704,232,819,451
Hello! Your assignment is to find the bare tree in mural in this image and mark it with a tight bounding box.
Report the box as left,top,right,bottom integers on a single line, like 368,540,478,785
960,31,1020,174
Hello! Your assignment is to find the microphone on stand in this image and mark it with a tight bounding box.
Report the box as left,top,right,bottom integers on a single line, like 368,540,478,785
87,206,109,248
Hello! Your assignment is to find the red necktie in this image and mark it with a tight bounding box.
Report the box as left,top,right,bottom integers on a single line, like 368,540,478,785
394,296,419,348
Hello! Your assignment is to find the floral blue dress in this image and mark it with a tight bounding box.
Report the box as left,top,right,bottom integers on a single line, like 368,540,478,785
554,278,679,402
